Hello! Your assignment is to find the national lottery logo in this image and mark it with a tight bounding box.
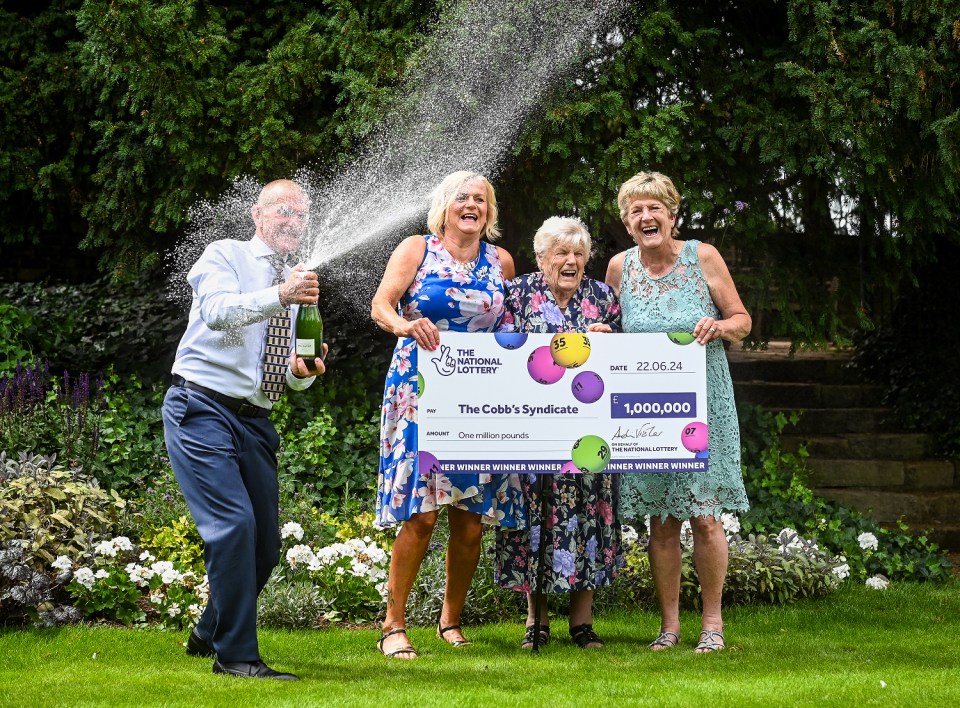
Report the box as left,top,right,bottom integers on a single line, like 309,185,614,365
430,344,503,376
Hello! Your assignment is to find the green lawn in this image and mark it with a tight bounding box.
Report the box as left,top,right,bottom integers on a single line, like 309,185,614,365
2,580,957,707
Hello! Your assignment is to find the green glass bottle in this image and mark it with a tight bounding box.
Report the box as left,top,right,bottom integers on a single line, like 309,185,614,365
295,303,323,372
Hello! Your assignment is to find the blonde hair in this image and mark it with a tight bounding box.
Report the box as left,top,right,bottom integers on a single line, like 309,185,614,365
617,172,682,237
533,216,592,264
426,171,501,241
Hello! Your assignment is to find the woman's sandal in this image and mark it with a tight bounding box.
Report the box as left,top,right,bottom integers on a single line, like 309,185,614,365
377,628,418,659
520,624,550,650
649,630,681,650
694,629,725,653
569,623,604,649
437,623,472,648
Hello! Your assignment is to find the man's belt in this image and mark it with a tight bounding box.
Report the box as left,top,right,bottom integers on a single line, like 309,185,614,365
171,375,272,418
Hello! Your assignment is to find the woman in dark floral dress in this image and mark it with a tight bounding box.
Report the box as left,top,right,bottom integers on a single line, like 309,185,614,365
494,216,623,650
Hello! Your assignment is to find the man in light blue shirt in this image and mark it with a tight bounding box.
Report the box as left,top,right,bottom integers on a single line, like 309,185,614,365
162,179,326,680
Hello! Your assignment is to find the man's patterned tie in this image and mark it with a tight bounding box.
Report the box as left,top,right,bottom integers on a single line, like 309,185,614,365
262,255,290,403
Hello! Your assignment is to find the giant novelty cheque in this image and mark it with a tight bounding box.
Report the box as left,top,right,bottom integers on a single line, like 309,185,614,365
417,332,709,475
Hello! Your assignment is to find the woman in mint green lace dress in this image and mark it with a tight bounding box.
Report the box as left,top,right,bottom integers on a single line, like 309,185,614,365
605,171,751,654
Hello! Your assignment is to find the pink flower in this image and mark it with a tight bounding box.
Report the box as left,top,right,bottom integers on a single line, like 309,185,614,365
530,290,548,312
581,297,600,320
597,500,613,525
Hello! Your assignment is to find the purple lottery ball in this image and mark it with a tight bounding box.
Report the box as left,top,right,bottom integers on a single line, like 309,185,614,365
527,345,565,384
495,332,528,350
680,421,709,453
571,370,604,404
419,451,441,476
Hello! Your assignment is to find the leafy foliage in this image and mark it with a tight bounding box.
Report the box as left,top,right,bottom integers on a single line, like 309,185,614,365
0,278,185,382
273,311,391,508
0,304,36,375
0,452,124,567
611,531,841,610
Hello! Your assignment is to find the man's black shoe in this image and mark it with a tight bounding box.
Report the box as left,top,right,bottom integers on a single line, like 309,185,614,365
212,659,299,681
185,631,215,658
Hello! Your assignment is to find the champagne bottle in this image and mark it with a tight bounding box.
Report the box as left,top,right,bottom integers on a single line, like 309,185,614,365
295,303,323,372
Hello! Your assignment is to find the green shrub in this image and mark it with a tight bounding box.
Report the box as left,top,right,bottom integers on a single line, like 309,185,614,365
0,303,35,375
0,539,82,627
59,535,208,629
0,278,185,383
86,373,168,491
138,516,205,578
0,452,125,567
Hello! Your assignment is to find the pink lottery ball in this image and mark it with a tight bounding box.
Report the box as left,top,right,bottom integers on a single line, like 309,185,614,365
680,422,709,453
527,345,565,385
560,460,582,475
419,451,442,476
571,371,604,404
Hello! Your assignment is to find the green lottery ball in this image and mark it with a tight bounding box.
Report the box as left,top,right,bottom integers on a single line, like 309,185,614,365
571,435,611,474
668,332,695,345
417,372,425,397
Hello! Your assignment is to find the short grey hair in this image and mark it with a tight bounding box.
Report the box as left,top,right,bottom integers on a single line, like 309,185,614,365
533,216,592,264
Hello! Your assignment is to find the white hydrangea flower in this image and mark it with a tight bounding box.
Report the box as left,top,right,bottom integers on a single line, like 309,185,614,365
167,603,181,617
286,544,317,568
161,568,182,585
51,555,73,572
93,540,118,557
125,563,155,587
866,575,889,590
94,569,110,579
73,567,96,589
832,563,850,579
281,522,304,541
150,591,164,604
151,560,175,575
720,513,741,536
111,536,133,551
139,551,156,562
187,603,203,620
857,532,879,551
621,525,639,547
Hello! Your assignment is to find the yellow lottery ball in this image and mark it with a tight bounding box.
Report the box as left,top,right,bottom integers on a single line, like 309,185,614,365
550,333,591,369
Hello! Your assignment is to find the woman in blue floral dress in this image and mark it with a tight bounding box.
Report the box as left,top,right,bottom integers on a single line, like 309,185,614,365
494,216,623,650
370,171,524,659
605,172,752,654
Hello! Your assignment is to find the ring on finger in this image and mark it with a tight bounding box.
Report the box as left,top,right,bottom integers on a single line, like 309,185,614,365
709,327,717,333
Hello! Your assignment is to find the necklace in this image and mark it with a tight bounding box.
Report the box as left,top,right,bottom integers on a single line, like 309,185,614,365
442,236,481,272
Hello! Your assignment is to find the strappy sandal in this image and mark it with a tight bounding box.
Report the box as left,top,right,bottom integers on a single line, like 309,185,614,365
437,623,472,648
569,623,604,649
649,630,681,650
520,624,550,650
377,628,418,659
694,629,725,653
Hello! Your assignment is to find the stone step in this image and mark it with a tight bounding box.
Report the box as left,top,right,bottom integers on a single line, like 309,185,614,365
812,488,960,529
727,356,855,385
781,433,932,460
733,381,884,408
807,459,957,489
768,407,896,435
